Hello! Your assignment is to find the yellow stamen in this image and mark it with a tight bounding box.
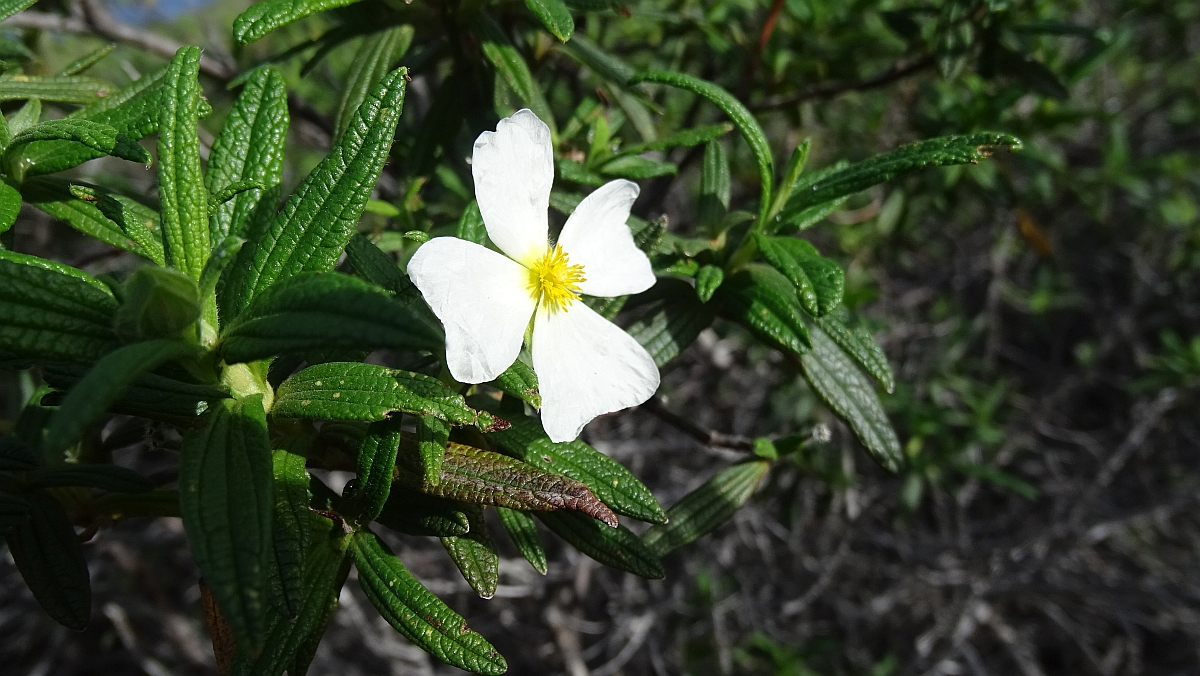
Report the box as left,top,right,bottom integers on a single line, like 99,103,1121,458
528,244,585,313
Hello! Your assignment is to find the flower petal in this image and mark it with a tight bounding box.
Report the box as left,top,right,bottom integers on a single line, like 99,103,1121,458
408,237,536,383
532,302,660,442
557,179,656,297
472,109,554,264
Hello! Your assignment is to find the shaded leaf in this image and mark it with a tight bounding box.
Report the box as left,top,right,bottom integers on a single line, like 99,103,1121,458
234,0,366,44
625,282,717,368
346,417,402,526
496,506,547,574
375,492,471,537
754,235,844,316
476,14,556,136
7,491,91,630
538,511,664,578
25,465,154,493
488,358,541,409
441,505,500,598
641,459,770,556
334,26,413,139
270,448,311,617
816,313,894,393
717,264,811,356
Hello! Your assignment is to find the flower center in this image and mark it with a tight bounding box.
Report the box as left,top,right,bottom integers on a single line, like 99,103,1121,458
528,244,586,313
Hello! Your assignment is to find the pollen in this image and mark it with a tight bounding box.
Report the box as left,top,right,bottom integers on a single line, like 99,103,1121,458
528,244,586,313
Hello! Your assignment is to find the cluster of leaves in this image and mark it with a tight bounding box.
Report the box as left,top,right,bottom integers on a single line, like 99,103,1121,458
0,0,1029,672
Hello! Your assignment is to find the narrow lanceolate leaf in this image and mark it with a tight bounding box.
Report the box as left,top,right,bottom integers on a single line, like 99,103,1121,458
816,314,894,393
559,34,637,87
441,505,500,598
0,250,118,363
233,0,366,44
347,418,402,526
5,119,150,168
41,363,225,425
799,325,902,472
626,285,717,368
717,265,811,356
754,235,844,316
7,491,92,630
538,511,665,578
489,359,541,408
0,0,36,22
0,180,20,234
376,492,470,537
343,233,429,313
630,71,773,221
0,75,113,103
21,177,153,259
398,440,619,526
25,465,154,493
526,0,574,41
695,265,724,303
334,26,413,139
270,448,312,617
64,182,164,264
619,123,732,156
779,133,1022,218
472,399,666,523
59,43,116,76
496,506,547,574
417,414,449,489
641,459,770,556
181,396,275,651
598,154,677,179
351,530,507,675
768,138,811,220
272,362,504,432
232,512,350,676
158,47,209,280
207,66,288,244
43,340,202,456
476,15,557,136
221,68,407,318
219,272,442,364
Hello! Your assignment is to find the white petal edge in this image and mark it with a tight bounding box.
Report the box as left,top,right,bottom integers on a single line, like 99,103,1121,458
557,179,656,298
532,302,660,442
407,237,536,384
472,109,554,264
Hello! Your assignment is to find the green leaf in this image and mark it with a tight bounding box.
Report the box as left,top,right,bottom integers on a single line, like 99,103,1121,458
6,492,91,630
754,235,844,316
695,265,724,303
42,340,202,456
525,0,574,41
375,492,470,537
158,47,210,280
346,417,402,526
234,0,366,44
799,325,902,472
0,0,36,22
767,138,810,220
333,26,413,139
597,154,677,179
556,158,605,186
488,358,541,408
538,511,665,578
476,15,557,136
441,505,499,598
496,506,547,574
0,250,118,363
778,133,1022,219
5,119,150,169
343,233,428,310
0,179,19,234
816,314,894,393
269,448,311,617
472,400,666,524
22,177,154,259
41,363,225,425
559,34,637,86
630,71,773,221
0,75,114,103
455,200,487,245
206,65,289,245
619,123,732,156
0,435,38,470
625,282,717,367
59,43,117,76
24,465,154,493
221,67,407,318
181,396,274,651
272,362,504,432
63,182,165,264
641,459,770,556
0,492,31,529
416,414,449,488
219,272,443,364
351,530,508,675
717,264,811,356
698,139,731,231
398,440,619,525
114,266,201,342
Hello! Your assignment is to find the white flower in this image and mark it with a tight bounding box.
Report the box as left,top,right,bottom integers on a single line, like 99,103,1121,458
407,109,661,442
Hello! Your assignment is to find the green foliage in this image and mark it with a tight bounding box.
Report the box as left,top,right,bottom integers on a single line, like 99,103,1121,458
642,459,770,556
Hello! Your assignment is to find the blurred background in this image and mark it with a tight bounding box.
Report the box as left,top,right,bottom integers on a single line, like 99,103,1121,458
1,0,1198,674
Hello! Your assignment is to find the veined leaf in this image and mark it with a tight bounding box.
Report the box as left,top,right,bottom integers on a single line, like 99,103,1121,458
398,440,619,526
41,362,225,425
59,43,116,77
158,47,210,280
630,71,773,221
641,459,770,556
754,235,844,316
778,132,1021,219
375,492,470,537
525,0,574,42
538,511,664,578
698,138,730,231
625,282,717,368
0,250,118,363
272,362,504,431
557,158,605,185
5,119,150,169
221,68,407,318
343,233,430,313
25,465,154,493
696,265,724,303
455,200,487,245
473,399,666,524
234,0,366,44
441,505,500,598
181,396,274,651
0,180,19,234
43,340,203,456
7,491,91,630
619,123,732,156
816,314,894,393
0,0,36,22
489,358,541,408
799,325,902,472
351,530,507,675
416,414,449,488
496,506,547,574
0,74,113,103
767,138,811,220
559,33,637,86
717,264,811,356
333,26,413,139
270,448,312,617
219,272,442,364
207,66,288,244
346,417,402,526
476,15,557,136
598,154,677,179
62,181,165,264
22,177,153,259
